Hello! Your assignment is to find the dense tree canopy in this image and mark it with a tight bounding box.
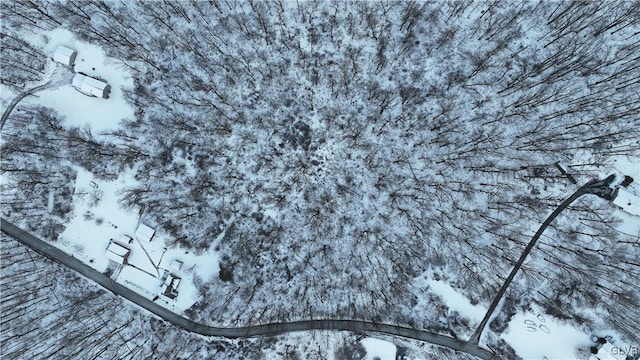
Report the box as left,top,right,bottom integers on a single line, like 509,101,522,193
2,0,639,350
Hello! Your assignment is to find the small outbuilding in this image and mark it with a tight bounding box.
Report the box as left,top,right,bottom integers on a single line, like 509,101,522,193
161,273,181,299
135,223,156,242
106,240,130,264
120,234,133,245
72,73,109,98
612,188,640,216
170,260,183,271
53,45,77,67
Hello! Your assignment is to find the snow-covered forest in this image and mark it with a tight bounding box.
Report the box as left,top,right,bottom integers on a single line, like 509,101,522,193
0,234,245,359
2,1,639,358
1,234,476,360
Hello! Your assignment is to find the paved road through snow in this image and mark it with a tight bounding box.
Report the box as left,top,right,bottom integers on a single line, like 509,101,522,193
1,218,495,359
0,81,52,130
470,176,617,344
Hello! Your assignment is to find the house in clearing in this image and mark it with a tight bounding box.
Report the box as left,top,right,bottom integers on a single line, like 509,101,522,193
106,240,130,264
135,223,156,242
72,72,110,98
53,45,77,67
612,188,640,216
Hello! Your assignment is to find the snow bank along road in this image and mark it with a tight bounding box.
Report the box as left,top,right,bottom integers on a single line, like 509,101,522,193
1,218,495,360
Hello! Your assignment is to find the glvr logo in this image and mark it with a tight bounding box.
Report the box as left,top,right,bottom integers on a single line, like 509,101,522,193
610,345,638,355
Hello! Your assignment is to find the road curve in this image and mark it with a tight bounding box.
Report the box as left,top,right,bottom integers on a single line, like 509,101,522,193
0,218,495,359
470,177,615,344
0,81,52,130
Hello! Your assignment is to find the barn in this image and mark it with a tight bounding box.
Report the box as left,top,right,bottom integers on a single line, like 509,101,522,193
72,73,109,98
53,45,77,66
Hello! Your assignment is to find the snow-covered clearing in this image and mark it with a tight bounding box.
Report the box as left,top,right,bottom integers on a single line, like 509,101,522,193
612,157,639,181
4,26,217,315
361,337,397,360
425,278,486,325
57,166,139,271
58,166,219,314
496,155,639,359
502,304,590,360
22,28,134,133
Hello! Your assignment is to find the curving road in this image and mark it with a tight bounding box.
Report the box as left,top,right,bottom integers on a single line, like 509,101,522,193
469,176,616,344
0,218,495,359
0,81,51,130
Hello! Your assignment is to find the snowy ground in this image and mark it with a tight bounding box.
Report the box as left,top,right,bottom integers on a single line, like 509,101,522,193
5,26,220,315
610,156,640,236
21,28,135,134
425,278,486,326
499,156,639,359
503,306,638,360
2,4,637,357
405,154,638,359
57,166,139,272
361,337,397,360
502,304,591,360
57,166,220,314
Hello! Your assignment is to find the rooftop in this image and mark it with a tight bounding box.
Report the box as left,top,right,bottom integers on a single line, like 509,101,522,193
135,223,156,242
118,266,160,299
72,73,109,98
53,45,77,65
106,241,129,263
